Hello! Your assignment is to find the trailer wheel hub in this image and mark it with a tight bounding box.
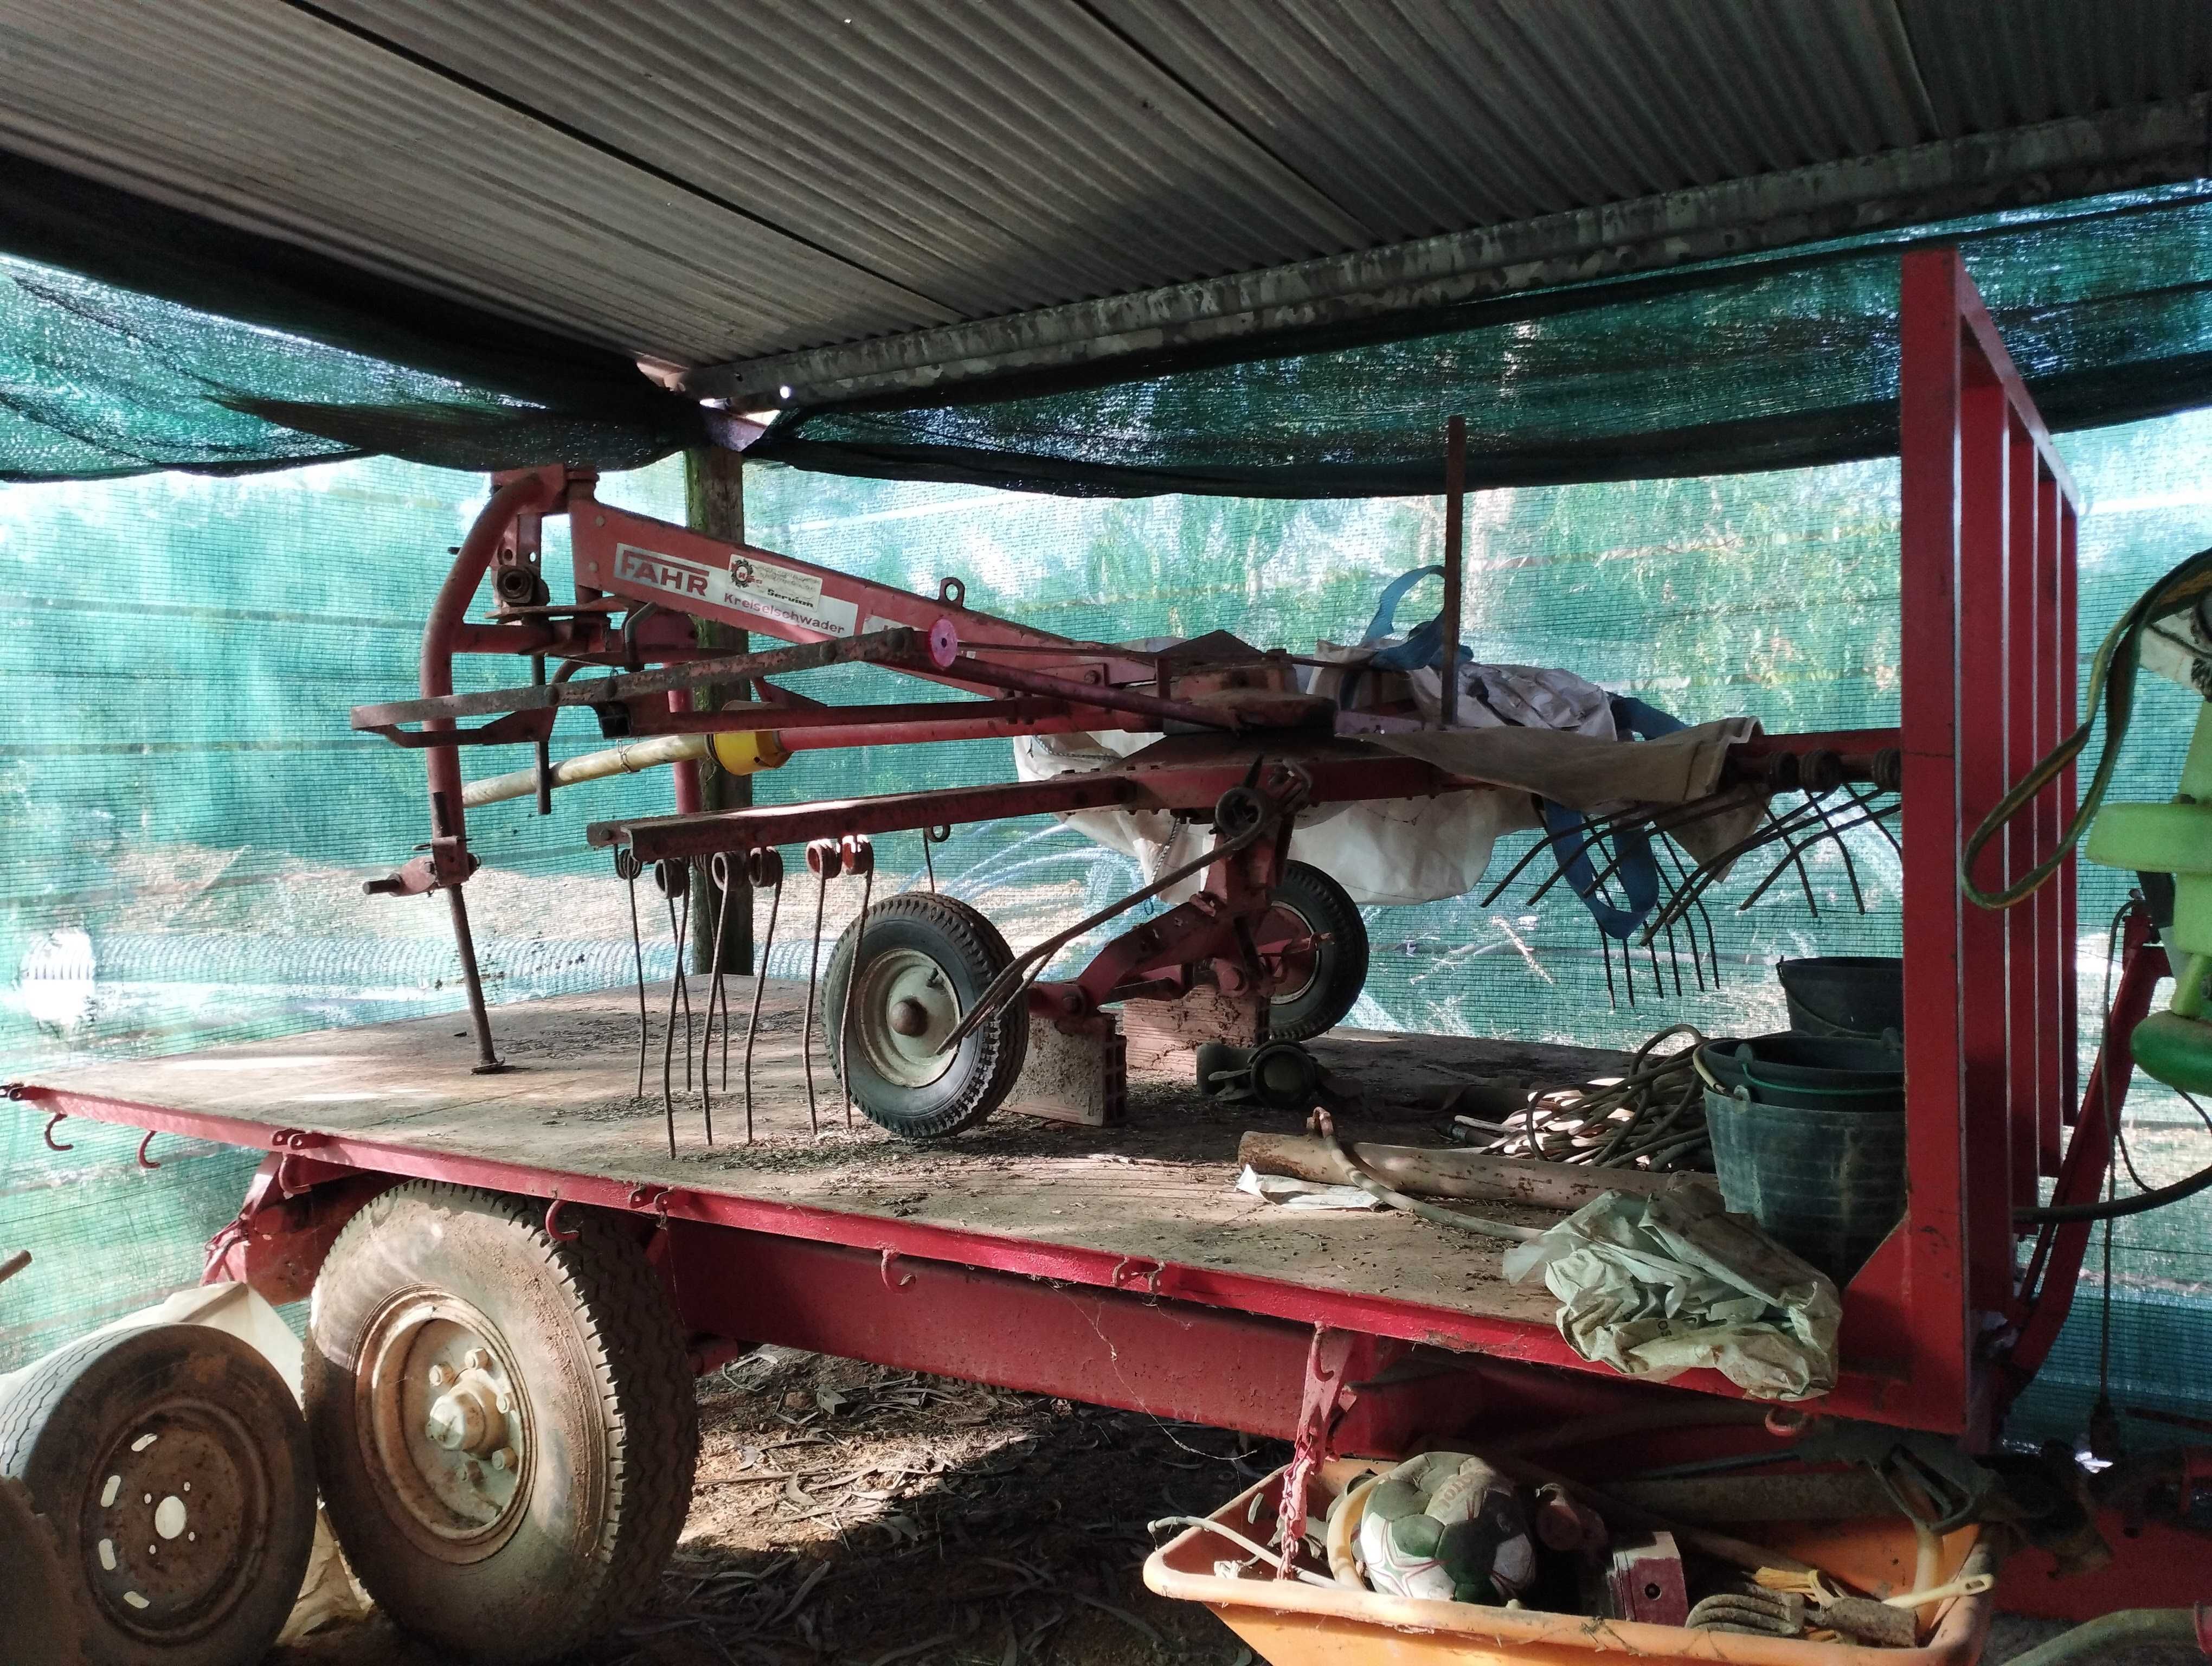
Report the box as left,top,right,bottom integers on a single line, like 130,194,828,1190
357,1296,532,1559
850,947,959,1087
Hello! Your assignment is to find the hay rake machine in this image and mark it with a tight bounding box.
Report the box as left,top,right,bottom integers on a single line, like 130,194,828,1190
352,462,1893,1146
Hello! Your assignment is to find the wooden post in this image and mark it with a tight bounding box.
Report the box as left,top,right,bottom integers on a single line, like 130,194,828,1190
686,446,752,975
1440,415,1466,729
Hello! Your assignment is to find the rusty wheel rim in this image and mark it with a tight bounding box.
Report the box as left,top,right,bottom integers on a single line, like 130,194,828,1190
75,1396,271,1643
358,1292,535,1564
1255,901,1321,1004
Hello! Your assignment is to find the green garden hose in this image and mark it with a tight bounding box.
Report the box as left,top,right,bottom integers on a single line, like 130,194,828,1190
1961,543,2212,911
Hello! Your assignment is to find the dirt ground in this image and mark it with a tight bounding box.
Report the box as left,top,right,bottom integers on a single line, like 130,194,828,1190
273,1344,1283,1666
269,1346,2201,1666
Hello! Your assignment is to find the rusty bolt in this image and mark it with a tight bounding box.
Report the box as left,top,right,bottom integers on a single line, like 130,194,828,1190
462,1348,491,1372
491,1447,518,1472
427,1363,453,1388
495,1392,514,1415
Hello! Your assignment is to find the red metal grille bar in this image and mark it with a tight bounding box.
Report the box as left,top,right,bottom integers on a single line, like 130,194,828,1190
1892,248,2081,1432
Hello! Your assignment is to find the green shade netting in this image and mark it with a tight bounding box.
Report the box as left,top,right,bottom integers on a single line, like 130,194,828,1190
761,185,2212,497
0,257,697,482
0,150,700,483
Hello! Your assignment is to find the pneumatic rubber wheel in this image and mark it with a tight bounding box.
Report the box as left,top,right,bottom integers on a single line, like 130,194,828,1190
1259,861,1369,1042
822,892,1030,1139
306,1182,698,1664
0,1323,316,1666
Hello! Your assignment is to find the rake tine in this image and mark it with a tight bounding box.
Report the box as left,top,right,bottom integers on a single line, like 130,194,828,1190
1802,789,1869,914
1660,837,1719,989
676,877,695,1093
802,843,833,1137
660,863,691,1157
744,855,784,1146
1842,782,1905,857
618,850,649,1100
1734,801,1900,914
840,859,874,1129
700,853,736,1146
1549,789,1771,905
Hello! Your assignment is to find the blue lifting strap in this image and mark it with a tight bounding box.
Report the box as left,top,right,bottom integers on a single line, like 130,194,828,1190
1340,567,1469,708
1539,696,1690,940
1345,570,1692,940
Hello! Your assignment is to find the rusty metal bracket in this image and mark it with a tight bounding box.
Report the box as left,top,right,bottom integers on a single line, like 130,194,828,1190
545,1192,580,1243
1276,1327,1360,1577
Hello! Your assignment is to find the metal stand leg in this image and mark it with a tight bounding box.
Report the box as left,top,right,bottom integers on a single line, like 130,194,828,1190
445,885,507,1075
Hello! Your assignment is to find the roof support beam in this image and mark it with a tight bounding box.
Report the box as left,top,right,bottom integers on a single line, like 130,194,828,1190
691,97,2211,411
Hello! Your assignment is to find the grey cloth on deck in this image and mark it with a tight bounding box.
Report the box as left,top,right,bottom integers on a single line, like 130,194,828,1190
1370,717,1760,812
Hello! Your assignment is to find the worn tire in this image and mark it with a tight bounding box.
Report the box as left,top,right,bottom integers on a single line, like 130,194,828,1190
822,892,1030,1139
306,1183,698,1664
0,1324,315,1666
1264,862,1369,1041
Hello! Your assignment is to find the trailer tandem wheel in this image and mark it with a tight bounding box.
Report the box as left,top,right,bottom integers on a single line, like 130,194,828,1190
822,891,1030,1138
305,1182,698,1664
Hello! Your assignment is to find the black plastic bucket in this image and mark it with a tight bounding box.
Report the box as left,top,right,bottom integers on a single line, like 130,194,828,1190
1702,1084,1906,1284
1776,956,1904,1040
1696,1034,1904,1114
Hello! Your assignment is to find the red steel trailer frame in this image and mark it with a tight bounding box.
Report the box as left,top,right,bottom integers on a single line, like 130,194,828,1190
9,253,2189,1617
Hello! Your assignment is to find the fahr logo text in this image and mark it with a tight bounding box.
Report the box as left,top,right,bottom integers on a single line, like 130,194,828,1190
614,544,712,599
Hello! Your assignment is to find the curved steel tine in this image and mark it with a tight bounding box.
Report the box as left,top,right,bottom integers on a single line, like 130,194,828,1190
659,859,691,1158
801,840,839,1138
1801,787,1869,914
701,852,736,1142
839,846,875,1129
671,869,695,1094
618,850,648,1099
744,857,783,1146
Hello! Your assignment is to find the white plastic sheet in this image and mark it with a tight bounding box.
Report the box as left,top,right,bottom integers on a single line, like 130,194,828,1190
1009,655,1619,908
1501,1181,1841,1401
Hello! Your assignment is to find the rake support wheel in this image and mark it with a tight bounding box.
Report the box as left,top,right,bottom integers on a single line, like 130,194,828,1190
823,892,1029,1139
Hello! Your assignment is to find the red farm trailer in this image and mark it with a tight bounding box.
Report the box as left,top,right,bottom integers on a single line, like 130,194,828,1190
8,251,2201,1660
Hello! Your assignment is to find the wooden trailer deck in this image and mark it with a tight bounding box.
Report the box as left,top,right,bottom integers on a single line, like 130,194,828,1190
27,983,1638,1346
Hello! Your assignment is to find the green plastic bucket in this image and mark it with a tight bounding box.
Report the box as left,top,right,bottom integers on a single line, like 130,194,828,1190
1696,1034,1904,1114
1701,1085,1906,1285
1775,956,1904,1040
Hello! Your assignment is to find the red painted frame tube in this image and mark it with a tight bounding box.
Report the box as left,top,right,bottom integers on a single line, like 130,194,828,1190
627,695,1139,746
419,473,555,872
1891,249,2082,1434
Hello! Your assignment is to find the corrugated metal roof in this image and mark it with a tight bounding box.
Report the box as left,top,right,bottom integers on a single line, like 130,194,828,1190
0,0,2204,381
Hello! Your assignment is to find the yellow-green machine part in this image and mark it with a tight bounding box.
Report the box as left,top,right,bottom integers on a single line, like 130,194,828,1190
2086,697,2212,1091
